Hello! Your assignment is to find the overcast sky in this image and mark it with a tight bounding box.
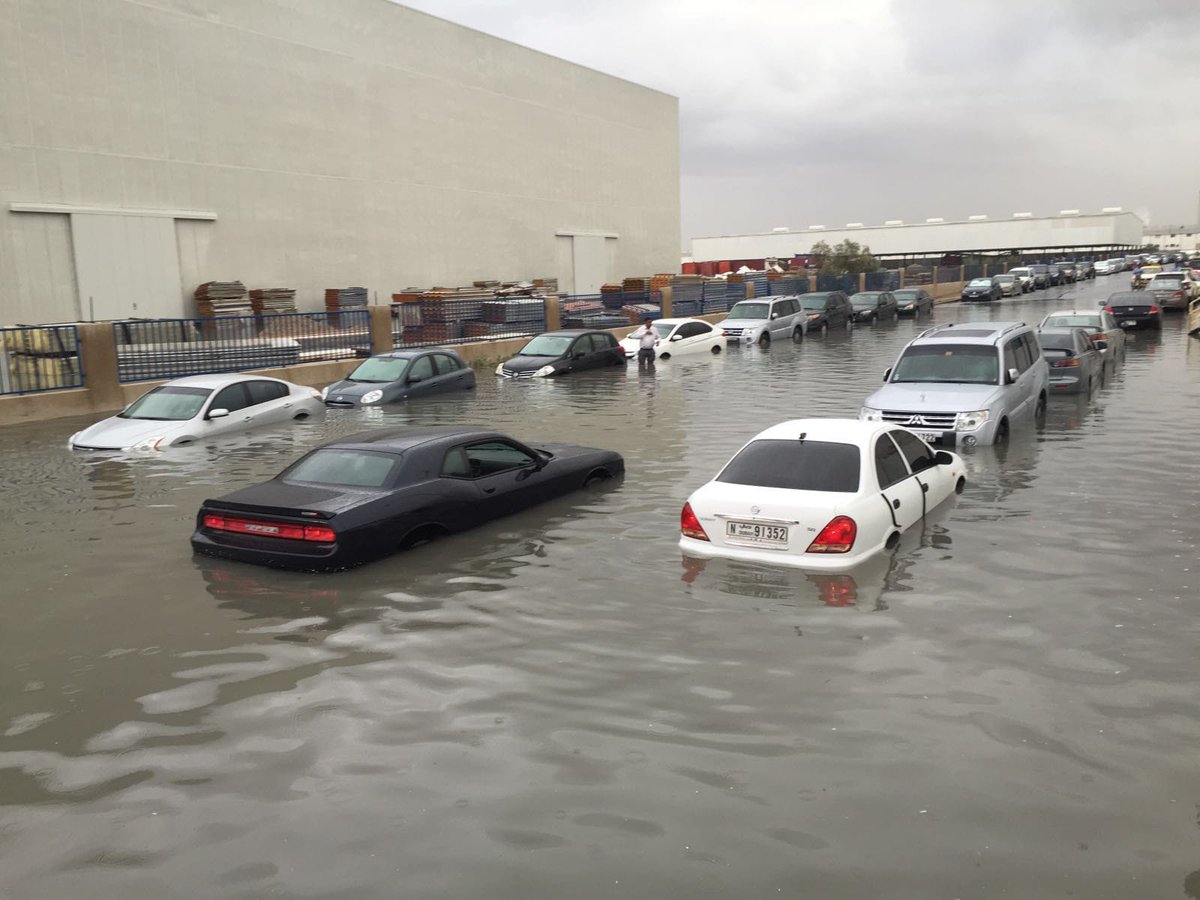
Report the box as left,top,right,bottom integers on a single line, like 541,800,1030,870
400,0,1200,246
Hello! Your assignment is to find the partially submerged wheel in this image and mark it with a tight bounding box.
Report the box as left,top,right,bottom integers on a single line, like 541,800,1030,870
792,326,804,343
710,344,721,354
758,332,770,347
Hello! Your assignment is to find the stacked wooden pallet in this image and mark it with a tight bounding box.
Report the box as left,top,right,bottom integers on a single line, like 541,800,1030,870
195,281,252,317
481,298,544,324
325,287,369,311
420,288,488,323
620,303,660,324
249,288,298,314
2,327,82,392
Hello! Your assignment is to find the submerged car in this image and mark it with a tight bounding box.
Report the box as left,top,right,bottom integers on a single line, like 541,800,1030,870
1143,272,1196,310
497,330,625,378
192,426,624,570
1038,310,1126,358
893,288,935,317
860,322,1049,447
618,318,724,360
961,277,1001,302
1037,327,1104,394
848,291,899,323
69,374,323,451
323,349,475,406
1102,292,1163,330
679,419,965,571
716,296,807,345
799,291,854,334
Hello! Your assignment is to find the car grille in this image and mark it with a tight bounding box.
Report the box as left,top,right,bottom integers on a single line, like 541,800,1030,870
722,328,744,337
500,368,535,378
880,410,958,429
324,400,357,408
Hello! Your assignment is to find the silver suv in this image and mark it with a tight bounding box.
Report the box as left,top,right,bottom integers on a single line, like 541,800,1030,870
716,296,807,346
860,322,1048,446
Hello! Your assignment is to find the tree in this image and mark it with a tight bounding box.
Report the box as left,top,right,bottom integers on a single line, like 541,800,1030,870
809,239,878,275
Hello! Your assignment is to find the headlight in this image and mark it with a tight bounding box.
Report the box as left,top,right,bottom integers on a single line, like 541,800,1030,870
955,410,990,431
360,389,383,404
494,363,505,376
320,386,329,400
900,304,914,310
807,313,820,319
130,436,165,451
859,407,883,422
533,365,556,377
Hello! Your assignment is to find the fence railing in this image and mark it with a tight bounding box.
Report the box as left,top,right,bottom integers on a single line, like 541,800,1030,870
112,310,372,383
765,276,810,296
391,296,547,348
1,325,84,395
815,274,859,293
864,271,900,291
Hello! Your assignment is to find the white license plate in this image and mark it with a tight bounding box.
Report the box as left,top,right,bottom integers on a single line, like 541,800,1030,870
1122,319,1137,326
726,521,788,545
911,430,940,443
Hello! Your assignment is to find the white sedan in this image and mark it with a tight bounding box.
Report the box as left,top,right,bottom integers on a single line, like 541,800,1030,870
69,373,323,451
618,318,724,360
679,418,966,571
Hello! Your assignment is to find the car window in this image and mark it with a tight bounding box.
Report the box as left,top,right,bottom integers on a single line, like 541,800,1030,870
119,385,212,421
462,440,537,477
892,344,998,385
874,435,910,489
211,383,250,413
285,449,400,488
245,380,288,405
716,439,861,492
348,356,409,383
407,355,435,382
1003,338,1029,374
440,447,472,478
433,354,460,375
889,430,937,474
1020,333,1040,367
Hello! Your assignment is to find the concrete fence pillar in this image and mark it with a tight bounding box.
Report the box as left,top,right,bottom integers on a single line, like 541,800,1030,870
544,296,561,332
369,306,394,355
858,273,866,292
744,282,755,299
899,268,906,288
78,322,124,409
659,285,673,318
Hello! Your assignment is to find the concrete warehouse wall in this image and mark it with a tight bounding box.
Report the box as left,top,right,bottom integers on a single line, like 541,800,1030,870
0,0,680,325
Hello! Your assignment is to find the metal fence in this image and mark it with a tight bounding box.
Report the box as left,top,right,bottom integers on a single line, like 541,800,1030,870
1,325,84,395
936,265,963,285
765,276,810,296
392,296,547,348
815,274,859,293
863,271,899,291
113,310,372,383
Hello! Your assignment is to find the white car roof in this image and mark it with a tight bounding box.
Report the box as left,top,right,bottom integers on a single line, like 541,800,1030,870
162,373,289,389
1043,310,1101,318
748,418,899,444
650,317,706,326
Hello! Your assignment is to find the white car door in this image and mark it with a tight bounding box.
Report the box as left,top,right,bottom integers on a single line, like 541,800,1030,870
889,429,953,511
873,434,924,531
245,379,294,425
670,321,706,355
206,381,256,436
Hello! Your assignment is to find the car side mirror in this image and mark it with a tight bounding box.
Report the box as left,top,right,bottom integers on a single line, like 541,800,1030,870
1097,300,1106,307
1094,340,1108,350
407,375,424,384
883,367,892,382
935,450,955,466
573,351,587,360
206,408,230,420
769,313,778,320
1006,367,1019,384
669,334,682,342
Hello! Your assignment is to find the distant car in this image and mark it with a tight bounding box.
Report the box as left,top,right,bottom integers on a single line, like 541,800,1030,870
799,291,854,334
496,330,625,378
1187,259,1200,280
716,296,807,346
1037,327,1104,394
1028,264,1052,288
679,419,965,571
893,288,935,316
324,349,474,406
69,374,323,451
961,277,1002,302
1054,262,1078,283
1077,261,1096,280
1102,292,1163,330
1131,264,1161,290
1143,272,1196,310
1047,264,1064,285
994,274,1023,297
1007,267,1035,292
848,291,899,323
1038,310,1126,359
618,318,724,360
192,426,625,570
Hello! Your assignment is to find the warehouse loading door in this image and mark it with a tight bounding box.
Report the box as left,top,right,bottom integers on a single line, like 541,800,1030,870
70,213,183,321
571,234,612,296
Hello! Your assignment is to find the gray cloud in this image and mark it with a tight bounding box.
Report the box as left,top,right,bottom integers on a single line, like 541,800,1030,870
399,0,1200,245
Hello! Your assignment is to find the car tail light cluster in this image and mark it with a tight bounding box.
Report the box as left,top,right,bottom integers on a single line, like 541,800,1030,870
1102,305,1114,313
806,516,856,554
1149,305,1162,314
680,503,709,541
202,514,335,543
1050,358,1080,368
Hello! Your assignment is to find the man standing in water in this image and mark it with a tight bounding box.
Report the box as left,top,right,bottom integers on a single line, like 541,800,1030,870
633,316,658,369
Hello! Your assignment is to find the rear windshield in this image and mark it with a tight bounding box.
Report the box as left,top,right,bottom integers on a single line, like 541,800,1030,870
1150,275,1182,284
1109,293,1150,305
1038,333,1077,351
716,439,861,492
284,449,400,488
892,344,998,385
1044,315,1100,329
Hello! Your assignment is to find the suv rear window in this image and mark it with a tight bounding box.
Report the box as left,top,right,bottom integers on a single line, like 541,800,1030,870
892,344,999,385
716,439,861,493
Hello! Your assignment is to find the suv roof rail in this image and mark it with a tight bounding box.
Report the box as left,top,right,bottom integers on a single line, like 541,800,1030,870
916,323,953,340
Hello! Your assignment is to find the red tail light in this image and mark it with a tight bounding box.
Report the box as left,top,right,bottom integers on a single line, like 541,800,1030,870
1149,305,1161,314
1050,358,1080,368
1102,305,1114,313
806,516,856,554
202,513,335,543
1174,291,1184,299
680,502,709,541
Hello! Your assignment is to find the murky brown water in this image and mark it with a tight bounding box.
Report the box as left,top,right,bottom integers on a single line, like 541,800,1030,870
3,276,1200,899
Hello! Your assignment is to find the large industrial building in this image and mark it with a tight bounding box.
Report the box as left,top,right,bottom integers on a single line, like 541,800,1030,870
1,0,680,325
690,210,1145,267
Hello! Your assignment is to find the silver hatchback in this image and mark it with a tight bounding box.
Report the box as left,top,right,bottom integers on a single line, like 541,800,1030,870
717,296,807,346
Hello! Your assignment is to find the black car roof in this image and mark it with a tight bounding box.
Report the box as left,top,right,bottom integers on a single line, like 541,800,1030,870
376,348,461,359
319,426,505,453
531,330,608,337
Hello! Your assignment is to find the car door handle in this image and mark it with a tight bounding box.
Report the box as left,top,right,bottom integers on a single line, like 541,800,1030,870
892,499,901,509
921,483,929,493
483,487,496,494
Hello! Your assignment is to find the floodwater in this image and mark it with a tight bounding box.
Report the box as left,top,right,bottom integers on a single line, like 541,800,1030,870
3,276,1200,899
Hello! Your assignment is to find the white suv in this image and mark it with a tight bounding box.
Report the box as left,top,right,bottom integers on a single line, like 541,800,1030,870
860,322,1048,446
716,296,807,346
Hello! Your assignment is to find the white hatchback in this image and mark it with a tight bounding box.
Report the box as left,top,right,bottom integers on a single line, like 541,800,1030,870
680,419,966,571
618,318,725,360
69,373,324,451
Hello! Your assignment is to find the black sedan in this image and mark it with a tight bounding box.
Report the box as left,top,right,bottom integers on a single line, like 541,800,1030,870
497,330,626,378
893,288,934,317
1102,292,1162,330
799,291,853,334
192,426,625,570
323,349,474,407
848,291,898,323
961,277,1002,302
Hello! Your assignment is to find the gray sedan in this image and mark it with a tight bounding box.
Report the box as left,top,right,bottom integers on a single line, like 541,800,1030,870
323,349,475,407
1038,327,1104,395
